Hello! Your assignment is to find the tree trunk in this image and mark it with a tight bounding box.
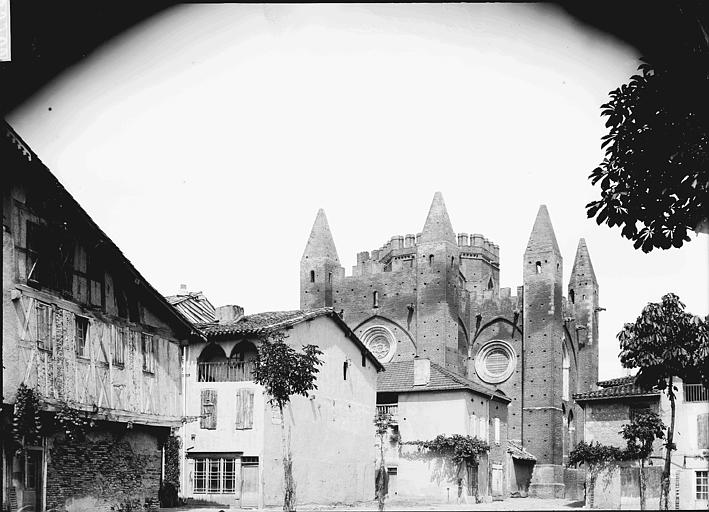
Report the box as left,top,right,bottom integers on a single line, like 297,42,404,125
639,459,646,510
588,472,596,509
377,433,386,512
280,405,296,512
660,378,676,511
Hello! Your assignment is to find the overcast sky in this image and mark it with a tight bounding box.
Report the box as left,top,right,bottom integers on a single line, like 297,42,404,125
8,4,708,380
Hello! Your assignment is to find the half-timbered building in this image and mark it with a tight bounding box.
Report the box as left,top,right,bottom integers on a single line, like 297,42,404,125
1,123,202,511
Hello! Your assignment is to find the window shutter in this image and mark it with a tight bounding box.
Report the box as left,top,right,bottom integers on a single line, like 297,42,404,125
244,390,254,429
235,390,244,429
698,413,709,449
201,389,217,430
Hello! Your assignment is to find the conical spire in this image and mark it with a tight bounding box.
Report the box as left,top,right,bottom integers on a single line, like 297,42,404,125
420,192,456,244
302,209,340,262
525,205,561,254
571,238,597,283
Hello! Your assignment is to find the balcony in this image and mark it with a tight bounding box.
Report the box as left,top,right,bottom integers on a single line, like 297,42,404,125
684,383,708,402
377,404,398,421
197,361,254,382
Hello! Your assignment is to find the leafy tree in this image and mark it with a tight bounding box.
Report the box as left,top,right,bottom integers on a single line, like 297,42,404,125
567,441,625,506
620,412,666,510
403,434,489,503
586,44,708,252
617,293,709,509
252,330,323,512
373,411,393,511
12,383,43,451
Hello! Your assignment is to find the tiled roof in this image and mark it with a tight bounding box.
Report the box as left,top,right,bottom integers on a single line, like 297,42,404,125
597,375,635,388
377,360,510,402
195,307,384,371
165,292,216,324
574,377,660,402
507,440,536,461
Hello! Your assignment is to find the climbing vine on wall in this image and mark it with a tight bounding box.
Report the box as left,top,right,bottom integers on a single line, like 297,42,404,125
163,434,181,488
12,383,43,450
54,403,90,442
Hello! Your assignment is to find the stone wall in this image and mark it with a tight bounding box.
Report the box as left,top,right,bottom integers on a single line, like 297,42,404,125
46,424,165,511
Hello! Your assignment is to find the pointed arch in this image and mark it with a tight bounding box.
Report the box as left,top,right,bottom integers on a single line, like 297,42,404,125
352,314,417,352
472,316,523,345
230,340,258,362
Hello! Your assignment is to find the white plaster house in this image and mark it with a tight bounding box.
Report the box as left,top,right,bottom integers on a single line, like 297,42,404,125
177,305,383,508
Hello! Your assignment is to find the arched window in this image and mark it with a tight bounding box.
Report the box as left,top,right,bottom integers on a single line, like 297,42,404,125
343,361,348,380
429,254,434,265
569,290,575,304
328,272,332,283
373,291,379,308
562,343,570,400
197,343,228,382
451,256,455,268
568,411,576,449
310,270,315,283
487,277,494,290
230,341,258,363
536,261,542,274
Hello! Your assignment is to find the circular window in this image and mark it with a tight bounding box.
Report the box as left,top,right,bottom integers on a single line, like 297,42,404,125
474,340,516,384
360,325,397,363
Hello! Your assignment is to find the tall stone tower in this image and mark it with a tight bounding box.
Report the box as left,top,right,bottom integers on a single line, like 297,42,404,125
522,205,565,498
300,209,342,309
568,238,599,394
414,192,462,368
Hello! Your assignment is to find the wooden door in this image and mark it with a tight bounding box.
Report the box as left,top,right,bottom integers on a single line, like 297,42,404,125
240,464,259,508
491,464,504,498
22,450,43,512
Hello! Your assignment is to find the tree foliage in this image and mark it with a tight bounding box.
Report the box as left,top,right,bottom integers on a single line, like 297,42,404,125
252,330,324,410
617,292,708,509
586,50,708,252
251,329,324,512
567,441,625,471
620,411,665,462
618,293,708,389
12,383,43,449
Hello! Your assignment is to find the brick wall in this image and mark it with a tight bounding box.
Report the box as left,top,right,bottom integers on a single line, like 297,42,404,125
46,424,165,511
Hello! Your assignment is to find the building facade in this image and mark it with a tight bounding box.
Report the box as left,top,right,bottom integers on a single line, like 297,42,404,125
180,307,383,508
300,192,600,498
575,376,709,510
2,123,200,511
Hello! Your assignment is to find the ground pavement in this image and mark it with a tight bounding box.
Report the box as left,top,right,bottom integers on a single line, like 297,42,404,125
160,497,584,511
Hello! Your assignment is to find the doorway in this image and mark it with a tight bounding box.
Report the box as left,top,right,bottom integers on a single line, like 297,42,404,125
22,449,43,512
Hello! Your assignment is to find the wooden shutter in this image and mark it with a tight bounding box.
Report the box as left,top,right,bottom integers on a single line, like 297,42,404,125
200,389,217,430
698,413,709,449
236,389,255,430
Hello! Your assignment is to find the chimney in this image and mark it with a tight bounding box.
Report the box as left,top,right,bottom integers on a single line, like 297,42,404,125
215,305,244,324
178,284,188,295
413,357,430,386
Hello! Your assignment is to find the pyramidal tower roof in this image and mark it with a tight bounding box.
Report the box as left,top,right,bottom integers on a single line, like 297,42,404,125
302,209,340,262
420,192,456,244
525,205,561,254
571,238,597,283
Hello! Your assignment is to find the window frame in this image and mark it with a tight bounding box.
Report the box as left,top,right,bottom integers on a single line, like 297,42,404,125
697,470,708,501
192,456,237,495
75,315,89,358
142,333,156,374
112,326,127,366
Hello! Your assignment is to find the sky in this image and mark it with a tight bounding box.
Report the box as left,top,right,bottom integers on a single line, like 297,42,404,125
8,4,708,380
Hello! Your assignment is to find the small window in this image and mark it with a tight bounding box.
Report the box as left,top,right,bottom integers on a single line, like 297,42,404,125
310,270,315,283
362,352,366,367
536,261,542,274
75,316,89,357
235,389,255,430
429,254,434,265
487,277,494,290
113,327,127,366
569,290,575,304
450,256,454,268
200,389,217,430
142,333,156,373
697,470,708,500
343,361,348,380
36,302,52,349
479,417,487,441
373,291,379,308
328,272,332,283
494,417,500,445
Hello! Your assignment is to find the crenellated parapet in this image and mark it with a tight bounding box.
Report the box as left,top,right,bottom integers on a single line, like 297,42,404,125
458,232,499,267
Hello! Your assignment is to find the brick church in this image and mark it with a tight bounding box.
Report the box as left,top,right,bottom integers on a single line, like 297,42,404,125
300,192,600,498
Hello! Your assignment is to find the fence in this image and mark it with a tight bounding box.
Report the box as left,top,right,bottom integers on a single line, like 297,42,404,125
198,361,254,382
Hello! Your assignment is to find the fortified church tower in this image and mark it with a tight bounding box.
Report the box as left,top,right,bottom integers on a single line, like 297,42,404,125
300,192,600,498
